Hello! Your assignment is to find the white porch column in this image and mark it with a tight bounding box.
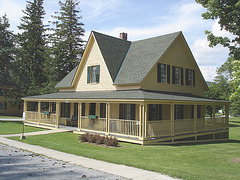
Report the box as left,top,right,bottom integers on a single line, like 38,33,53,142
106,103,110,135
56,102,60,128
194,105,197,133
139,104,143,140
70,102,74,119
38,101,41,124
78,102,82,130
170,104,175,138
144,104,148,138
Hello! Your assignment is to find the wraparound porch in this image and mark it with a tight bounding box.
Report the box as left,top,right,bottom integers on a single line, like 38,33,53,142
22,99,229,145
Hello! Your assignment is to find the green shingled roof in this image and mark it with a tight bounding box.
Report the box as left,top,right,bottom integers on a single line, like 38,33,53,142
55,65,78,88
23,90,228,104
55,31,181,88
93,31,131,81
114,31,181,84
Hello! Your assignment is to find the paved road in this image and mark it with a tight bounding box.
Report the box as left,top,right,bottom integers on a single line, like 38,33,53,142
0,143,127,180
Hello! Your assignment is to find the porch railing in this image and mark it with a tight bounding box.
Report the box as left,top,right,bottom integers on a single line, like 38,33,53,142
147,120,171,137
174,119,194,135
25,111,56,126
110,118,140,137
81,116,106,132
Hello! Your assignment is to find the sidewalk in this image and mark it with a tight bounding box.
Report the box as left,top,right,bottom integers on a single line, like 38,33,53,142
0,131,178,180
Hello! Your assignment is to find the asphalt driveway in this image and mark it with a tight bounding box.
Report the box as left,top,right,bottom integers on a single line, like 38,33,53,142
0,143,127,180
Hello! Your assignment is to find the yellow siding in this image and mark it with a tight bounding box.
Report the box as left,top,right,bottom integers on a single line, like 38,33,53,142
0,97,22,116
141,35,207,97
73,36,116,92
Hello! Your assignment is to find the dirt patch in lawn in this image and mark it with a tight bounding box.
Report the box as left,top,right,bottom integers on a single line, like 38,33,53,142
230,158,240,163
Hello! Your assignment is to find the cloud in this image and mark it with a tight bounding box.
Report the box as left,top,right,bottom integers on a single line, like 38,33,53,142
92,2,207,41
0,0,25,31
81,0,122,20
191,37,229,66
199,66,217,82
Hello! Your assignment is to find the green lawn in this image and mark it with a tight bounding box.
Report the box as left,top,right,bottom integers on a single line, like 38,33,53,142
9,117,240,180
0,121,46,135
0,116,22,119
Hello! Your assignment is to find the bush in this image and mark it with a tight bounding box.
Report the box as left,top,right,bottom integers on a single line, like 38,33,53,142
79,133,89,142
79,133,118,147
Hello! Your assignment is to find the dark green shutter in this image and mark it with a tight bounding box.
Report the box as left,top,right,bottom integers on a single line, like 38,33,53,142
172,66,175,84
96,65,100,83
193,70,195,86
181,68,184,85
157,63,161,82
167,65,170,84
87,66,90,83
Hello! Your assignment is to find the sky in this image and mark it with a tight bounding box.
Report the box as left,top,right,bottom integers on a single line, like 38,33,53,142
0,0,231,81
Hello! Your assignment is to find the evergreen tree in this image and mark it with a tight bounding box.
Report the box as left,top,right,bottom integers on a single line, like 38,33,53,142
50,0,85,82
0,14,16,86
6,0,48,105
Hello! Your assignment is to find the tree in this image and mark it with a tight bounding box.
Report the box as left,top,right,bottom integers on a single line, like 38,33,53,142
6,0,48,105
196,0,240,103
49,0,85,82
0,14,16,86
196,0,240,59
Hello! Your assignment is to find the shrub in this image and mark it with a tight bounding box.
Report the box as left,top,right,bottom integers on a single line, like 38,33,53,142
79,133,89,142
95,134,105,144
79,133,119,147
87,133,96,143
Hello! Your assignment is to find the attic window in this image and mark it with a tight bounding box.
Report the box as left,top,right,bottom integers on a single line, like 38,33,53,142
157,63,170,84
87,65,100,84
185,69,195,86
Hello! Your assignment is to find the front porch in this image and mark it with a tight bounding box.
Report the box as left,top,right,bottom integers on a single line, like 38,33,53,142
23,99,229,145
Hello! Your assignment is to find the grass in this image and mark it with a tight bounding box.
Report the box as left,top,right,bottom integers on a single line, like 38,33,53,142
0,121,46,135
0,115,22,119
8,117,240,180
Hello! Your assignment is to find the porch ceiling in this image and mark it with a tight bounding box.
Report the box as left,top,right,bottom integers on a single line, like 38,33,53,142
22,90,229,104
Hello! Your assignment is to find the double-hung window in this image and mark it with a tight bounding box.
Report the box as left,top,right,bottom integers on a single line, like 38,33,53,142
87,65,100,84
157,63,170,83
0,102,7,110
186,69,195,86
172,66,180,84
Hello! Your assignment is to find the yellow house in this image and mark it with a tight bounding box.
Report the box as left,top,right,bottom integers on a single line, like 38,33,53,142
0,87,23,116
22,31,229,145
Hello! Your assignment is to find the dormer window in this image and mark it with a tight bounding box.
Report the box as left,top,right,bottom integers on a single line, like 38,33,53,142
87,65,100,84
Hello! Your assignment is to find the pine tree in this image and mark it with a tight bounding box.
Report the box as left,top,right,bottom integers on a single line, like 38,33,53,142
50,0,85,82
0,14,16,86
6,0,48,105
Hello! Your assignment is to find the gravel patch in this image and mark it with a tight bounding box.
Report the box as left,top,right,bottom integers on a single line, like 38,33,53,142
0,144,128,180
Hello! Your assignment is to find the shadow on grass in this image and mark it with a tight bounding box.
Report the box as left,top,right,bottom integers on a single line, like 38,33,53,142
155,139,240,147
229,123,240,127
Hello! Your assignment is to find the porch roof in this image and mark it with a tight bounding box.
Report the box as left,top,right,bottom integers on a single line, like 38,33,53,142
23,90,229,104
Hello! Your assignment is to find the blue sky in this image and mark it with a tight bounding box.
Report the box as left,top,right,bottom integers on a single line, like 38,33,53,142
0,0,231,81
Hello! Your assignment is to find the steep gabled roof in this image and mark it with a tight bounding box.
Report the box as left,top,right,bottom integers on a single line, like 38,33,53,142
114,31,181,84
93,31,132,81
55,65,78,88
